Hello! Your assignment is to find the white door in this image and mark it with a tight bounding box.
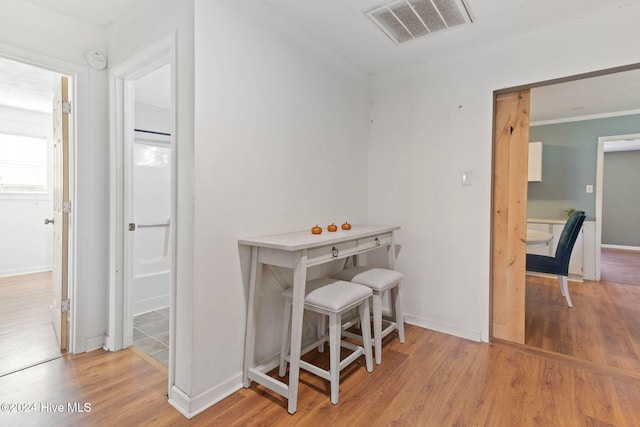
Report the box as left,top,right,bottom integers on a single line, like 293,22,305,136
50,76,69,350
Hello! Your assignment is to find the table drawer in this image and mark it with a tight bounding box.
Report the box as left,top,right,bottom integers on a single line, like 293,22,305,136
308,241,357,265
357,232,392,251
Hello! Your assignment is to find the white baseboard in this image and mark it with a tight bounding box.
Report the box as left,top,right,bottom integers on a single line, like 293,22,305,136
169,375,243,419
403,314,483,343
602,244,640,252
86,335,106,352
133,295,170,316
0,266,52,278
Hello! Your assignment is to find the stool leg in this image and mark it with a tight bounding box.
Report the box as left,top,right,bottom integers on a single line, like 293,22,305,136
359,300,373,372
329,312,340,404
317,313,326,353
279,298,292,377
372,292,383,365
392,283,405,343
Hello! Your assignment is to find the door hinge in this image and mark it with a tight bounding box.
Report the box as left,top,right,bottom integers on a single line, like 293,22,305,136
62,101,72,114
61,299,71,313
63,200,72,214
129,223,136,231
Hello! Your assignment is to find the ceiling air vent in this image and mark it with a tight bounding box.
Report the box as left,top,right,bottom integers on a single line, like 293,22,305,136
367,0,473,45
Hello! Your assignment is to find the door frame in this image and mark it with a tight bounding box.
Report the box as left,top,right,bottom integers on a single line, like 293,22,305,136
0,42,83,353
595,132,640,279
107,33,176,359
490,62,640,343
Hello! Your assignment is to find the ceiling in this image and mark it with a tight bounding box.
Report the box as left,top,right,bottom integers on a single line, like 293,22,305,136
0,57,55,113
531,67,640,124
3,0,640,122
29,0,137,28
260,0,640,72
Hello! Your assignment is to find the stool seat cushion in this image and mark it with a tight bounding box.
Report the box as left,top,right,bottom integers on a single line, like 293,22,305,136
332,267,404,291
282,277,372,312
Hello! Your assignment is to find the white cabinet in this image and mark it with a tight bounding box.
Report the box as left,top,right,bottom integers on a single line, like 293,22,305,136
528,141,542,182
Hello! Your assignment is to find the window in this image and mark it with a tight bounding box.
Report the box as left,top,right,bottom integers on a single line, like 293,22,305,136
0,133,48,193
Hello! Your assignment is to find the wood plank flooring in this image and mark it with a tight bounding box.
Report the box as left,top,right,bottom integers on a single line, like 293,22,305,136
526,248,640,374
0,272,62,377
1,324,640,426
601,247,640,285
1,250,639,425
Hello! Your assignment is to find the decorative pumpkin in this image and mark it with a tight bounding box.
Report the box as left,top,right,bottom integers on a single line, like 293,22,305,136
327,223,338,232
341,221,352,230
311,225,323,234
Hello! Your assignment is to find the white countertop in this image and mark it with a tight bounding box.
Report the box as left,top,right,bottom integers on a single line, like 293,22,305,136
526,229,553,244
238,224,400,251
527,218,567,224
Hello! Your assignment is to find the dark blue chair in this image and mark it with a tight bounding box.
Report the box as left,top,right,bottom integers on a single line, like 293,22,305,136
526,210,586,307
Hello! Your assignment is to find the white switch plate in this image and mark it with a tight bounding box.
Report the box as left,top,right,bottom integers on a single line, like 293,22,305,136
586,184,593,193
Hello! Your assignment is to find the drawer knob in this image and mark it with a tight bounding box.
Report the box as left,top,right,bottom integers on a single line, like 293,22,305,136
332,246,339,258
375,237,381,247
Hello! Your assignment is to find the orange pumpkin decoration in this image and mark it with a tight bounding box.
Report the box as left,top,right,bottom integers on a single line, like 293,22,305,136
311,225,323,234
327,223,338,232
341,221,352,230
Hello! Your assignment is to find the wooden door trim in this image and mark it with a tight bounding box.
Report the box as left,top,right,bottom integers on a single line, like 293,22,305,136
490,89,530,345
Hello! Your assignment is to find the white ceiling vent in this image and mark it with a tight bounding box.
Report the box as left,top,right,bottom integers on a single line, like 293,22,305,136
367,0,473,45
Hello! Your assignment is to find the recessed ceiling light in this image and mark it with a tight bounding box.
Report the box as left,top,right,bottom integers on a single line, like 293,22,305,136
367,0,473,45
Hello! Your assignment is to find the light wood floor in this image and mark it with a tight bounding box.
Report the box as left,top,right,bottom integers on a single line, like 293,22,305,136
2,251,639,426
2,324,640,426
0,272,62,377
526,248,640,374
601,247,640,285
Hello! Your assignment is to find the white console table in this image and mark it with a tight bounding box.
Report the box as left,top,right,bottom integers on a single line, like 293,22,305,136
238,224,400,413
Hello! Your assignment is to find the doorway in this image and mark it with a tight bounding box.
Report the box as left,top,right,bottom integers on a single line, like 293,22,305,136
492,64,640,377
595,133,640,278
0,56,71,375
107,34,176,383
129,64,172,367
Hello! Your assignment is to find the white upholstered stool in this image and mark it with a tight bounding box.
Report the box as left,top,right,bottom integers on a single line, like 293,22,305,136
331,266,405,365
279,277,373,404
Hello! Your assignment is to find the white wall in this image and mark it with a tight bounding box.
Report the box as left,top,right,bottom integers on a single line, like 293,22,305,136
0,106,53,276
135,101,171,135
367,4,640,342
0,1,109,353
191,0,369,415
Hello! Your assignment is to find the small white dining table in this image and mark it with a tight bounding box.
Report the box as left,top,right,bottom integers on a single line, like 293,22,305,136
238,224,400,414
526,229,553,245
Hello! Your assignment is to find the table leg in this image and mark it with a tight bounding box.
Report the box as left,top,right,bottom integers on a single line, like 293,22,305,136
243,246,261,387
388,234,397,270
287,250,308,414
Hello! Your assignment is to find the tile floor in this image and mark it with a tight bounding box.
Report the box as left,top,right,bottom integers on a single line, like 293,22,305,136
133,307,169,367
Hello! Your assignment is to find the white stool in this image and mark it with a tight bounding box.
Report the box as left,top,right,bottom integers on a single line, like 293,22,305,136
279,277,373,404
331,266,405,365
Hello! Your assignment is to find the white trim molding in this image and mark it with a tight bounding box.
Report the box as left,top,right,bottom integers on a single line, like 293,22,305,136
596,132,640,281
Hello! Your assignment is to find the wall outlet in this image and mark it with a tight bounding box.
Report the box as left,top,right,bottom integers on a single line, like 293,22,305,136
586,184,593,193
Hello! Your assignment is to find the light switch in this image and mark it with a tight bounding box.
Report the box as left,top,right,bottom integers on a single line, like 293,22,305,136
462,171,472,186
586,184,593,193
